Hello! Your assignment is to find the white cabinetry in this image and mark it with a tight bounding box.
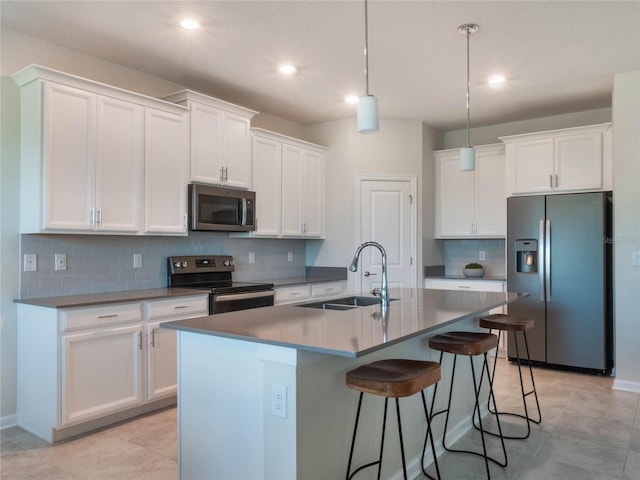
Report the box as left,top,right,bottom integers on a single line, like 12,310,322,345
17,293,208,442
248,129,327,238
164,90,257,189
12,64,188,236
144,108,188,234
274,281,345,305
501,123,612,196
435,144,506,238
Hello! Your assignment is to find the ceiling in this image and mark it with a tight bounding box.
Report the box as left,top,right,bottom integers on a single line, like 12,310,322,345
2,0,639,131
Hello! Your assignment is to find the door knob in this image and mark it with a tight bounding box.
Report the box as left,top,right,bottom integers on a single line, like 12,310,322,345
363,271,377,277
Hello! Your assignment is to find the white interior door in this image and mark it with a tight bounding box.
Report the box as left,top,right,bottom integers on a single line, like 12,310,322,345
357,178,416,294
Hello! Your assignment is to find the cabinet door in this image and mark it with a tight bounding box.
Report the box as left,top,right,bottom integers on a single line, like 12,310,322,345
474,148,506,236
252,135,282,236
281,144,304,236
43,82,95,231
95,96,144,232
223,112,252,189
435,151,474,237
144,108,188,234
508,139,554,194
190,102,223,184
301,150,325,238
554,132,603,191
146,322,177,400
61,324,143,425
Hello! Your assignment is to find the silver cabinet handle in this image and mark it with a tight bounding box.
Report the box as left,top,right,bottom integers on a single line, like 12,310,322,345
173,305,189,309
457,285,471,289
363,271,377,277
138,331,142,350
555,174,559,188
90,207,96,227
549,174,553,188
151,329,156,348
97,207,102,226
97,314,118,319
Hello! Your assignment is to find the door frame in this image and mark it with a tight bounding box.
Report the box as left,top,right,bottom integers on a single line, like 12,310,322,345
353,175,419,293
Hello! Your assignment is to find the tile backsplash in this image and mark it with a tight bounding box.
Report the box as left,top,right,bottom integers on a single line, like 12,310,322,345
19,232,306,298
442,239,506,277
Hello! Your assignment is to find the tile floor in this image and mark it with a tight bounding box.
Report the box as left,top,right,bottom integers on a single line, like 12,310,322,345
1,359,639,479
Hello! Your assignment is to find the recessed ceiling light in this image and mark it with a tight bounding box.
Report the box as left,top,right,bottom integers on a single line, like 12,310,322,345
488,75,506,86
180,18,201,30
278,64,298,76
344,95,359,105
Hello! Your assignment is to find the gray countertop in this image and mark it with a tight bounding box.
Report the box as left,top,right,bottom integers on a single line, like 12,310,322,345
162,288,523,358
14,287,207,309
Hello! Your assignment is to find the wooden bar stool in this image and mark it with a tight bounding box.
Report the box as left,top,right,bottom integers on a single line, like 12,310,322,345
478,313,542,439
345,359,442,480
425,331,507,479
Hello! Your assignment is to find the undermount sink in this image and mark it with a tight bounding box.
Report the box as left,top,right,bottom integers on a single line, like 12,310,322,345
297,296,396,310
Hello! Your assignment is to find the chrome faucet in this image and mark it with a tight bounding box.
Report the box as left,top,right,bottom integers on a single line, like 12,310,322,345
349,241,389,306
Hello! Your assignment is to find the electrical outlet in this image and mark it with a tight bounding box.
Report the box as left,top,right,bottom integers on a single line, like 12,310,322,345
54,254,67,271
633,251,640,267
23,254,37,272
249,252,255,264
133,253,143,269
288,251,293,262
479,250,486,261
271,384,287,418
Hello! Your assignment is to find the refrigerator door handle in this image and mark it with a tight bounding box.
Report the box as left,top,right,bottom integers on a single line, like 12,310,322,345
539,220,545,301
545,219,552,302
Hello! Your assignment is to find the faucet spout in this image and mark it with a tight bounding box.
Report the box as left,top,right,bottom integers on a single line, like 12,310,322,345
348,241,389,306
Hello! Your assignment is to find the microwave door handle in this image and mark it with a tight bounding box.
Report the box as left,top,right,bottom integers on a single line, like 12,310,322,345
241,198,247,226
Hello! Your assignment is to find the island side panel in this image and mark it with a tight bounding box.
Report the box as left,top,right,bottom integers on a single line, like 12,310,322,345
177,331,266,480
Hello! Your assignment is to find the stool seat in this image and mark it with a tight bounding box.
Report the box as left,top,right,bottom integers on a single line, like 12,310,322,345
429,331,497,356
346,359,441,398
479,314,534,332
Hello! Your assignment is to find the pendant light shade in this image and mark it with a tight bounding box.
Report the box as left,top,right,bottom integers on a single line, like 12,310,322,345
357,0,379,133
460,146,476,171
458,23,478,171
358,95,379,133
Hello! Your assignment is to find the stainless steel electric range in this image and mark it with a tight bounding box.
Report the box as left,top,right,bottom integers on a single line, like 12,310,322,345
167,255,274,314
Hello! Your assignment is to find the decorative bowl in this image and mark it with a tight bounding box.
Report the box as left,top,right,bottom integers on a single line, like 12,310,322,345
463,268,485,278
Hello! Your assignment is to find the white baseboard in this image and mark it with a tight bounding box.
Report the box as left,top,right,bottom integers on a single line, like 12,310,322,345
612,379,640,393
0,414,17,430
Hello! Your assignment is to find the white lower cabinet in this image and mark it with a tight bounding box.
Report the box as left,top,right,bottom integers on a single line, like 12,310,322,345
17,293,207,442
61,324,144,425
424,278,507,357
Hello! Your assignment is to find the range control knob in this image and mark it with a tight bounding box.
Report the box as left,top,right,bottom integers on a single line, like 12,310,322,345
181,261,188,268
174,262,182,268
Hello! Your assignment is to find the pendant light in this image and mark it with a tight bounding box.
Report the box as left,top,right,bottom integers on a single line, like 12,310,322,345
357,0,379,133
458,23,478,171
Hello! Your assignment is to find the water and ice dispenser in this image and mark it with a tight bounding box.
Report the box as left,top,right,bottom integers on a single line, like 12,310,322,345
515,239,538,273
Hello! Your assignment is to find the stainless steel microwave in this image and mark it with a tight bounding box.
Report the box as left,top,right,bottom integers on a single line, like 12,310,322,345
189,184,256,232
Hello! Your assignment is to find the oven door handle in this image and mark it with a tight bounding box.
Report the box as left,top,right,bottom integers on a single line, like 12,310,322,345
214,290,274,302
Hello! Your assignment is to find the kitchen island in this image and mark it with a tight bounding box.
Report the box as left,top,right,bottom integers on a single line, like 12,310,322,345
162,288,522,480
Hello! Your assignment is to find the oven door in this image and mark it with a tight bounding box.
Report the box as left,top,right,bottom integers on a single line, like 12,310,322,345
211,290,274,314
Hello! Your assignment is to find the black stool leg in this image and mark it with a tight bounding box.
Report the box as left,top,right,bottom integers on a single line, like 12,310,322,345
395,399,407,480
420,390,441,480
346,395,390,480
478,330,542,440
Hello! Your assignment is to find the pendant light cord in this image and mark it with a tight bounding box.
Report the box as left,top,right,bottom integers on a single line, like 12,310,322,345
364,0,370,96
465,26,471,148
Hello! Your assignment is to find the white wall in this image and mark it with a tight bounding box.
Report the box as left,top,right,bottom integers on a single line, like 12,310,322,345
444,107,612,148
304,118,440,292
612,70,640,392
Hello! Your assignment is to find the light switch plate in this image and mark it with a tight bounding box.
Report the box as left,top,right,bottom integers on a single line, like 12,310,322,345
23,254,37,272
133,253,143,269
632,251,640,267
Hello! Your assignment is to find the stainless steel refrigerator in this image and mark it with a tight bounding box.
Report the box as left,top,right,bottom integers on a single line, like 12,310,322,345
506,192,613,374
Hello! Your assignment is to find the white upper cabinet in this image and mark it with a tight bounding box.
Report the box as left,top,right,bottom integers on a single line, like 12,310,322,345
248,129,326,239
12,65,188,236
435,144,506,238
164,90,257,189
501,123,612,196
144,108,188,235
251,134,282,236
